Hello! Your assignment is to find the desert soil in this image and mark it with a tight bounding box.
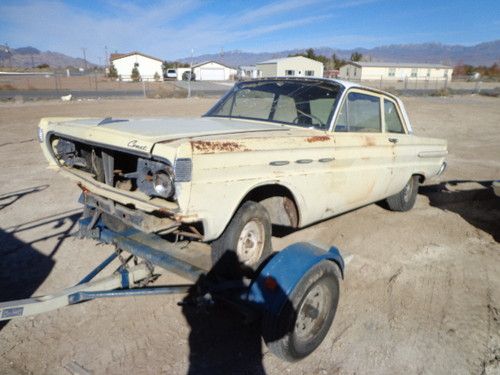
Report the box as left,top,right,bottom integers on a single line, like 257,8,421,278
0,95,499,375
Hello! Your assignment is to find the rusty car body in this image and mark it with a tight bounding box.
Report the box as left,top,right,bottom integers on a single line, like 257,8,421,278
38,78,447,268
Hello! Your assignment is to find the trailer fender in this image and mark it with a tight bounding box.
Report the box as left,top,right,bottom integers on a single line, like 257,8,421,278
246,242,344,316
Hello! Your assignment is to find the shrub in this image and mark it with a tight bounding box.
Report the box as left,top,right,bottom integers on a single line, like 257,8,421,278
108,63,118,78
131,63,141,82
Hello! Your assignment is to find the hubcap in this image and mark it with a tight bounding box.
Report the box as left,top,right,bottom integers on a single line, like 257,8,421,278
294,283,331,344
236,220,265,265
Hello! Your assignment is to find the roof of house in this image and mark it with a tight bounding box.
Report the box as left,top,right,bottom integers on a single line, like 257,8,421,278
257,56,323,64
346,61,452,69
192,60,236,69
110,52,163,63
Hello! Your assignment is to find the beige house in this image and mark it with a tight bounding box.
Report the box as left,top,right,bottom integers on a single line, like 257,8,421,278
256,56,324,78
110,52,163,82
339,62,453,81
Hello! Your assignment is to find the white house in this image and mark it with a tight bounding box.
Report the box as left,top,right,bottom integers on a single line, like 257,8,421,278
192,61,237,81
238,65,261,79
339,62,453,81
256,56,324,78
110,52,163,82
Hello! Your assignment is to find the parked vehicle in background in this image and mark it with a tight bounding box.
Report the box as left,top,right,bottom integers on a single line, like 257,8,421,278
182,71,196,81
37,77,447,274
164,69,177,80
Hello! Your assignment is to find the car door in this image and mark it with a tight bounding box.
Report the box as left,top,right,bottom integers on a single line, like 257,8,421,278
328,89,395,213
381,96,418,194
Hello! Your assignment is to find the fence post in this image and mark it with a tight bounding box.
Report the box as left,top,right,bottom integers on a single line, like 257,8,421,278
379,75,382,89
475,81,481,93
142,80,146,98
444,76,448,90
404,76,408,90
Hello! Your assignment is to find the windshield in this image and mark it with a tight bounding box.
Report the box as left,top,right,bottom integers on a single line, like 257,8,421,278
205,80,342,130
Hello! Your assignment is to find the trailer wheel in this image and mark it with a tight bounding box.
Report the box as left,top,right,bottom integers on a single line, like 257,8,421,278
211,201,272,277
386,175,419,211
263,260,340,362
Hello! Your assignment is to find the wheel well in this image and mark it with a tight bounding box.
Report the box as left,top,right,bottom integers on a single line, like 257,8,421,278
242,184,300,228
414,174,425,183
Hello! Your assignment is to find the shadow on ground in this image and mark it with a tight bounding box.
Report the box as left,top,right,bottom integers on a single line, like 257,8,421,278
0,185,48,211
182,252,294,375
0,208,81,331
419,180,500,242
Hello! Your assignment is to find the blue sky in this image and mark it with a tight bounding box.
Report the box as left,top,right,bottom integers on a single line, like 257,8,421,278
1,0,499,63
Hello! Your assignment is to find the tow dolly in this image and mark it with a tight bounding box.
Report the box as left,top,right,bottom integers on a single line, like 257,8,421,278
0,205,345,362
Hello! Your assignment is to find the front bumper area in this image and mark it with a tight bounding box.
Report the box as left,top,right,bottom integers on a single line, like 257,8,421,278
81,191,180,234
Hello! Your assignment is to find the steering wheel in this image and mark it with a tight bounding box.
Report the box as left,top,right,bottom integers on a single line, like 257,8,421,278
293,108,325,128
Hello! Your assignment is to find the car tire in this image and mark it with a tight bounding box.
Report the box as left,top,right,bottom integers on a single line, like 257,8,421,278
386,175,419,212
263,260,340,362
211,201,272,278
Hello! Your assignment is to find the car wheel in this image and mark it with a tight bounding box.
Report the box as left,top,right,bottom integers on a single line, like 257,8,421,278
386,175,419,211
263,260,340,362
211,201,272,277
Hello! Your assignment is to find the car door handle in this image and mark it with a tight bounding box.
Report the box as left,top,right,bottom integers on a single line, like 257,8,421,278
388,137,399,144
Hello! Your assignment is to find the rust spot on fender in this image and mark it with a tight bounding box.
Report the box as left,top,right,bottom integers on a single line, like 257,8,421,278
191,140,249,154
306,135,330,143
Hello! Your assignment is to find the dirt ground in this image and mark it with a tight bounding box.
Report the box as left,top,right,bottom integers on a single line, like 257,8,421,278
0,95,499,375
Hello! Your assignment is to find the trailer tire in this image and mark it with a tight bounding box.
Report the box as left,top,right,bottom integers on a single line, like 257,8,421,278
385,175,419,212
263,260,340,362
211,201,272,278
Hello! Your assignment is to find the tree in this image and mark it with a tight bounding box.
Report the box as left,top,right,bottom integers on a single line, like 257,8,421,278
153,72,161,82
350,52,363,62
131,63,141,82
108,63,118,78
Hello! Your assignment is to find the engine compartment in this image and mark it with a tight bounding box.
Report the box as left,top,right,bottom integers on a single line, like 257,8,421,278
51,135,176,201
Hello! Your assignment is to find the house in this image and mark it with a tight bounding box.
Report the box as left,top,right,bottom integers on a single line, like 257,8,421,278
339,62,453,81
192,61,237,81
238,65,261,80
110,52,163,82
256,56,324,78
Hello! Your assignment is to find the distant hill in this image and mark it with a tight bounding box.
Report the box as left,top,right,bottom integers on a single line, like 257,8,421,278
180,40,500,67
0,45,94,69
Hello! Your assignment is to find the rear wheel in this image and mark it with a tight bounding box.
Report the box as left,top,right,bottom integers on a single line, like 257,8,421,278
211,201,272,277
263,260,340,361
386,175,419,212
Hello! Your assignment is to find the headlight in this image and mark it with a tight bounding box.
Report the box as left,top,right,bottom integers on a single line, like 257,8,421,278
152,171,174,198
37,127,44,143
133,158,175,199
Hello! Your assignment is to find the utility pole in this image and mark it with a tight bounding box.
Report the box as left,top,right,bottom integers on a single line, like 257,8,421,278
81,47,88,70
104,45,108,69
188,48,193,98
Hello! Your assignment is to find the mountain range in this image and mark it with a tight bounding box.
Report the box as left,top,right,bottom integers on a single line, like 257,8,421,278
1,40,498,69
0,46,93,69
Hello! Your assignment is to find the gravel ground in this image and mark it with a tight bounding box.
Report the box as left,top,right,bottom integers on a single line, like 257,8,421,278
0,95,499,375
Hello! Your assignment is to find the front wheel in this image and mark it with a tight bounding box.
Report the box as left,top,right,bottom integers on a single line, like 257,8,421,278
211,201,272,277
263,261,340,362
385,175,419,212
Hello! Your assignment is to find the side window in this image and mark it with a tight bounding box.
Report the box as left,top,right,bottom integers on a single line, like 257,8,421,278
384,99,405,134
334,92,381,133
